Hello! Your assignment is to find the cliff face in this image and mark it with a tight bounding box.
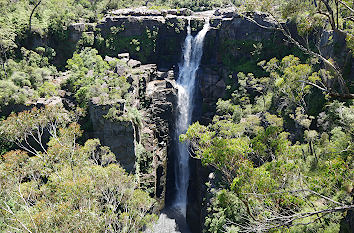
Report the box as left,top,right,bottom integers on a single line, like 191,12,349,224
89,8,284,124
142,71,177,208
89,101,137,171
67,8,287,231
64,7,353,232
88,57,177,210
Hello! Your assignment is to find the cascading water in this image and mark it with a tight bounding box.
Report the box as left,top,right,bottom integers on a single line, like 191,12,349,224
146,19,210,233
173,18,210,216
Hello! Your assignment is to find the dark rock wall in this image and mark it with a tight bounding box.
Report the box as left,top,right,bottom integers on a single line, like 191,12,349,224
22,8,352,232
187,159,210,233
93,11,286,232
142,70,178,209
89,102,136,171
87,61,178,210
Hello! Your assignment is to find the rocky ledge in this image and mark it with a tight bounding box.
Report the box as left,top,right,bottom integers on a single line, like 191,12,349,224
87,53,177,210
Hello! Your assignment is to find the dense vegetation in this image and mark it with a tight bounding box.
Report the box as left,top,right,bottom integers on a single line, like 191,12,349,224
180,1,354,232
0,1,157,232
0,0,353,232
182,55,353,232
0,106,156,232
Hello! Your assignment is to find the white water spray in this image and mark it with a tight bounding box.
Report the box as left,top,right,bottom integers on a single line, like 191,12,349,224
173,19,210,216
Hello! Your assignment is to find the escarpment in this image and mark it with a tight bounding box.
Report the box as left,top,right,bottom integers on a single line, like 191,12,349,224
88,56,177,210
8,7,353,233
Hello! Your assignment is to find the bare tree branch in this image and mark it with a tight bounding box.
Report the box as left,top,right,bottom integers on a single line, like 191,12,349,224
234,7,353,98
28,0,43,33
339,0,354,14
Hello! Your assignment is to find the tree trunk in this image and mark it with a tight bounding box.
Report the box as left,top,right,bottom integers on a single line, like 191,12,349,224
336,0,339,29
28,0,42,33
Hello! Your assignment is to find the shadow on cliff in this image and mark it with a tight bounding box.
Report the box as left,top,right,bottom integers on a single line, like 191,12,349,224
163,207,192,233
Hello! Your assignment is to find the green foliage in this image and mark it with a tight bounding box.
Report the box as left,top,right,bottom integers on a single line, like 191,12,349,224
346,33,354,54
105,105,143,129
101,26,159,63
125,106,143,127
65,47,130,107
38,81,59,97
135,143,154,194
0,105,75,155
0,1,353,232
166,18,186,33
235,0,354,96
76,32,95,49
260,55,318,110
168,0,228,11
205,190,246,233
220,39,306,80
182,54,353,232
0,106,156,232
0,48,58,110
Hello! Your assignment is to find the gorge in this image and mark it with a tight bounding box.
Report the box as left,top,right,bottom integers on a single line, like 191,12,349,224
75,9,354,231
0,2,353,233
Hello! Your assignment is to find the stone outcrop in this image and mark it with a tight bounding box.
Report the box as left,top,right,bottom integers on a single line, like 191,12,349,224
89,100,137,171
1,96,64,116
91,8,283,125
141,72,177,208
110,7,192,17
87,56,177,209
64,8,353,232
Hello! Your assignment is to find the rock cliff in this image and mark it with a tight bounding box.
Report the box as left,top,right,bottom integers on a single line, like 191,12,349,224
3,6,353,233
65,8,288,232
87,56,177,210
64,7,353,232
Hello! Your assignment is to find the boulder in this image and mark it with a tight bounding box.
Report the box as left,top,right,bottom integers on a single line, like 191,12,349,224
213,7,237,18
36,96,63,107
104,55,116,63
118,53,130,59
128,59,142,68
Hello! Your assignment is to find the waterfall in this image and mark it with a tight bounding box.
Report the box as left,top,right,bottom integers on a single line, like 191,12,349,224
173,19,210,216
145,19,210,233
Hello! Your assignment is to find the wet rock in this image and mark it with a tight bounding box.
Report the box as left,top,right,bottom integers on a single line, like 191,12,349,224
156,70,174,80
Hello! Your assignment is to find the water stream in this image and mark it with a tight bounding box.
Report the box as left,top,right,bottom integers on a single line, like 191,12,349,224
147,19,209,233
173,18,210,217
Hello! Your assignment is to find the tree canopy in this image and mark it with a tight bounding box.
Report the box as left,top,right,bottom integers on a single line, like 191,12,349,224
181,55,354,232
0,105,156,232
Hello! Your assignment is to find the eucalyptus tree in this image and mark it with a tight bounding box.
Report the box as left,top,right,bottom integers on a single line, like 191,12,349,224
232,0,354,99
0,105,157,232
